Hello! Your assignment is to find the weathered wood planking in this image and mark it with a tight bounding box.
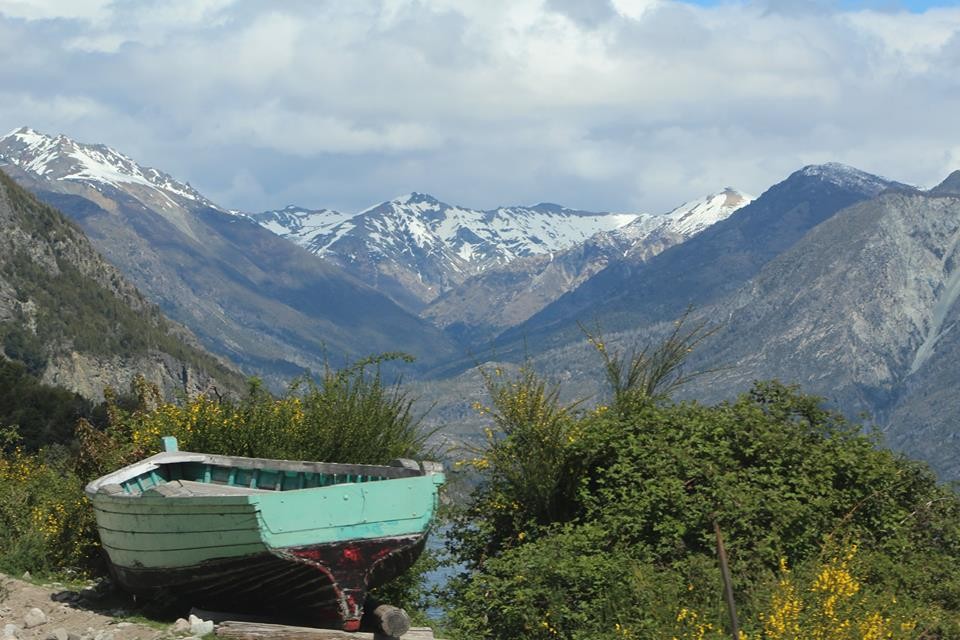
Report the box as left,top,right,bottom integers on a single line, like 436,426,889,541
215,621,436,639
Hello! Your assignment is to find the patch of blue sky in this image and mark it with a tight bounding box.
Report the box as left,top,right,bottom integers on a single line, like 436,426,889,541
680,0,959,11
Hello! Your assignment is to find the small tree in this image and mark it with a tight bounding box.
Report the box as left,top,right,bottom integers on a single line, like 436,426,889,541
580,309,719,416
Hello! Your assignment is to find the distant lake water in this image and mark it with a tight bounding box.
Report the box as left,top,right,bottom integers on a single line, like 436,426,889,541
423,525,461,620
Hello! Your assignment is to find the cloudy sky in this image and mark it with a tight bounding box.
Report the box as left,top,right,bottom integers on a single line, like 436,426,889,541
1,0,958,214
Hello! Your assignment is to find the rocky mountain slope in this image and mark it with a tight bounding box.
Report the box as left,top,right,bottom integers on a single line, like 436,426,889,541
494,163,907,356
674,174,960,477
416,165,934,461
435,165,960,478
0,169,243,401
249,194,638,310
0,128,459,387
422,188,751,345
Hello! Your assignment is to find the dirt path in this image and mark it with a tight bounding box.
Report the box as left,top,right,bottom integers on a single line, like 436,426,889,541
0,574,187,640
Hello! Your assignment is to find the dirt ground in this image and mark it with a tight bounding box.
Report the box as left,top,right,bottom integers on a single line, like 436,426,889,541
0,574,440,640
0,573,180,640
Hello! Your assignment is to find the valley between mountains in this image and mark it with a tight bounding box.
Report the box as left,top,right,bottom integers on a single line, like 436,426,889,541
2,126,960,478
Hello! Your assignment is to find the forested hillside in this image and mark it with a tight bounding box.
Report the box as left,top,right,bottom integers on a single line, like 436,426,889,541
0,169,245,401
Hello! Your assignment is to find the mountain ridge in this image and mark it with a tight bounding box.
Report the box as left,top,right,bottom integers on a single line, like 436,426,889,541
248,193,641,309
422,187,752,345
0,127,460,387
672,183,960,477
492,162,910,355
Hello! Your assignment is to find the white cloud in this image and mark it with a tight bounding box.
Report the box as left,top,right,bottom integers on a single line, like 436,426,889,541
611,0,664,20
0,0,112,22
0,92,113,126
0,0,958,213
210,104,443,155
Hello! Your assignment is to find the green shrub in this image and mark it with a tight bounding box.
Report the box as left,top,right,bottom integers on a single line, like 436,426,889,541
82,354,430,468
447,363,587,576
444,332,960,638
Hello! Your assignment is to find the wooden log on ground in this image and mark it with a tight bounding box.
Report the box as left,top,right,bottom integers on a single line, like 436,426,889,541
215,620,436,640
191,607,278,624
363,602,411,637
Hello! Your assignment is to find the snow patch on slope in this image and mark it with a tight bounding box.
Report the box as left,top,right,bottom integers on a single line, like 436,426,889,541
0,127,208,205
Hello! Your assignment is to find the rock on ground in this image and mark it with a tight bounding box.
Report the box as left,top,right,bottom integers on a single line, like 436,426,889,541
186,616,213,637
23,608,47,629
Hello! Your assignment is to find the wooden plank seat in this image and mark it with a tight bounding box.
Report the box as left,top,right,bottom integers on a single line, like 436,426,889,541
144,480,276,497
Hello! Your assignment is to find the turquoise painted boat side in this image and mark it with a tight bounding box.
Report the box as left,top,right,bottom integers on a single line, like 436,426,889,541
100,541,270,569
88,494,261,569
92,493,253,509
255,474,443,549
89,473,444,570
86,445,445,573
92,508,259,534
96,526,264,552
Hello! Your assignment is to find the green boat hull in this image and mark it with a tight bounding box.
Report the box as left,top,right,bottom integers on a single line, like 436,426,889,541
85,447,444,630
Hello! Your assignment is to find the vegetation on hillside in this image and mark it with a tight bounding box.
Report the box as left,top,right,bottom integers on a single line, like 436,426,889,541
442,325,960,638
0,359,109,450
0,169,244,389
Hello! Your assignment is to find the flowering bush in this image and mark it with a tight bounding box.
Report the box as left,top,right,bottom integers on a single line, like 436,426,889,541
673,547,919,640
78,355,429,478
0,435,99,575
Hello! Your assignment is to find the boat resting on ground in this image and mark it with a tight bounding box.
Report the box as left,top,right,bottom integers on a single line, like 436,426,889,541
84,437,444,631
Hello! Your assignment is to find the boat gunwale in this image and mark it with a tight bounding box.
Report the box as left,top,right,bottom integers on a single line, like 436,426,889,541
84,450,438,498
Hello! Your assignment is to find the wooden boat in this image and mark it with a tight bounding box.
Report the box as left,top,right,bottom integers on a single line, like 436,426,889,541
84,437,444,631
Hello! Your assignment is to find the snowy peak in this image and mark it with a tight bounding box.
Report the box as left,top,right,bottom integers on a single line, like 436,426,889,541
797,162,900,196
391,192,441,206
0,126,208,205
663,187,754,236
601,187,752,253
260,195,640,265
249,206,354,250
250,188,748,309
360,192,444,216
250,195,641,304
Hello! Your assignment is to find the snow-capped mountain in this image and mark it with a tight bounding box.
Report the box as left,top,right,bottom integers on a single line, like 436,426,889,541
252,204,354,245
0,127,206,201
797,162,900,196
603,187,753,257
0,126,218,240
249,193,639,308
663,187,753,235
0,127,459,384
422,188,752,344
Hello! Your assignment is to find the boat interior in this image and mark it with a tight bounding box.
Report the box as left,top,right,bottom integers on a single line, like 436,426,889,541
104,459,413,497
